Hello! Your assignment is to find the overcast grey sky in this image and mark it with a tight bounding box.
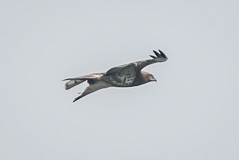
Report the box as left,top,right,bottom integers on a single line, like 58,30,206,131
1,0,239,160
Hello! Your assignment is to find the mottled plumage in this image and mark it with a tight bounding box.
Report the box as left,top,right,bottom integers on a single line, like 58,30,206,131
64,49,168,102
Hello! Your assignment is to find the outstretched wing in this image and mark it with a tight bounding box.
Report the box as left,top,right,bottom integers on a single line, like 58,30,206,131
135,49,168,71
63,73,105,90
106,63,136,75
105,49,167,76
104,49,167,86
73,81,110,102
64,73,104,81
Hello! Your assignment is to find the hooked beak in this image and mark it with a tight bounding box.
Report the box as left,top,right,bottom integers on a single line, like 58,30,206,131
150,77,157,82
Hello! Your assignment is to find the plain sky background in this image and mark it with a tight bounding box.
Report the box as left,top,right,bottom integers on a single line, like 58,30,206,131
1,0,239,160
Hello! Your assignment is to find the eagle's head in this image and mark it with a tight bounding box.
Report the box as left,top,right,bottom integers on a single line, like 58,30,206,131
141,71,157,83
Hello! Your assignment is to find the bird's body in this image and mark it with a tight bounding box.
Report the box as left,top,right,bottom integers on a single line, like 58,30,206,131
64,49,168,102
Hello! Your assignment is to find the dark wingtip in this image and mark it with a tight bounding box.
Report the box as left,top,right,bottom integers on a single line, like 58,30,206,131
73,95,83,102
158,49,164,54
158,49,167,58
63,78,71,81
150,55,156,59
153,50,160,57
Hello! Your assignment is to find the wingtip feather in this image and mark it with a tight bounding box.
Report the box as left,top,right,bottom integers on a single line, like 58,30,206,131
149,55,156,59
153,50,160,57
158,49,167,58
73,95,83,102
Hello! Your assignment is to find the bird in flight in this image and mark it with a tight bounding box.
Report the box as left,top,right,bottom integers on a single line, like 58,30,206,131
64,49,168,102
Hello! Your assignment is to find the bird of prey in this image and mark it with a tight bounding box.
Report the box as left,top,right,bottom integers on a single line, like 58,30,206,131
64,49,168,102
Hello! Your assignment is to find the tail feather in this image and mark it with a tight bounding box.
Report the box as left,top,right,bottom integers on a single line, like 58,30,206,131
64,79,85,90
